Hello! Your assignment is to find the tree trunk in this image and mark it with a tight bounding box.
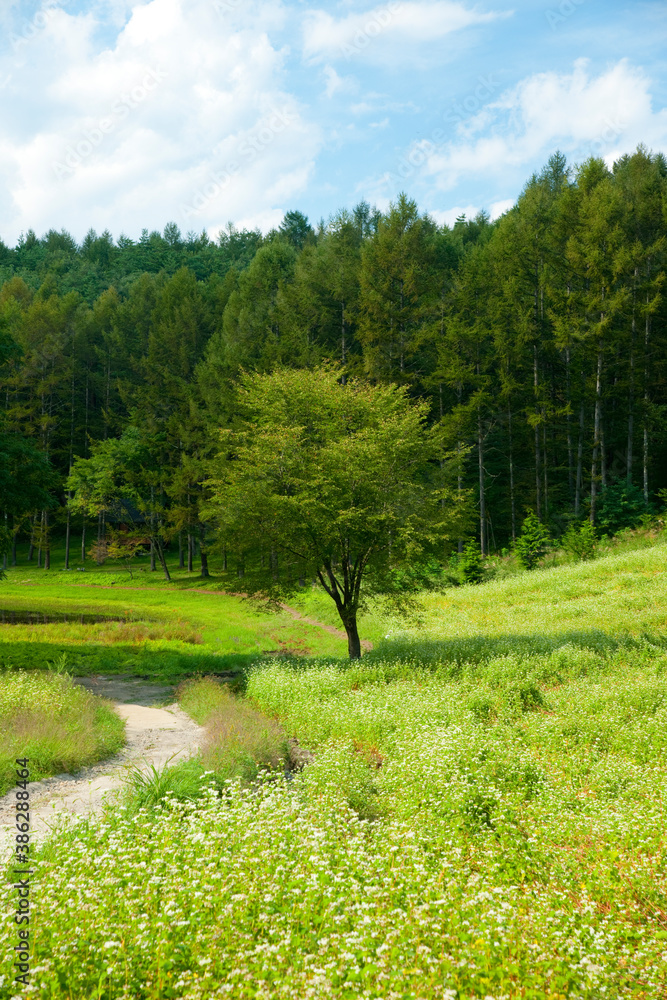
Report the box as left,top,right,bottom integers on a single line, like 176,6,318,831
575,400,584,517
65,505,71,570
11,521,17,567
81,518,86,565
456,382,463,554
44,511,50,570
533,344,542,520
342,614,361,659
153,535,171,582
590,342,603,524
508,403,516,543
478,409,487,556
200,527,210,579
97,511,104,564
542,423,549,519
28,515,36,561
187,533,193,573
341,300,347,376
566,346,574,502
643,289,651,503
178,533,184,569
66,377,75,571
150,539,156,572
222,547,227,571
627,273,637,482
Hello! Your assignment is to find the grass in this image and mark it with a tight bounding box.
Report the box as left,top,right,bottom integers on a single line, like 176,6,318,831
1,531,667,997
116,679,288,817
0,540,348,682
118,757,211,812
0,670,125,795
180,676,287,782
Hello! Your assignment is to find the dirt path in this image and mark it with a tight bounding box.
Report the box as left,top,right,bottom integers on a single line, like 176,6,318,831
0,676,204,853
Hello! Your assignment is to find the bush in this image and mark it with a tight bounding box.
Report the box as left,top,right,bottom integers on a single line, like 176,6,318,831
562,520,597,561
460,540,485,584
515,511,550,569
597,481,650,535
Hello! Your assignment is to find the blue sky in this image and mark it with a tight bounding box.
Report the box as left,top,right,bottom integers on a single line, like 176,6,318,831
1,0,666,242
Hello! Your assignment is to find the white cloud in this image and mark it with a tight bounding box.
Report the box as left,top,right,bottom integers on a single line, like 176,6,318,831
489,197,513,219
0,0,320,241
322,65,357,99
428,204,479,227
419,58,667,191
302,1,511,64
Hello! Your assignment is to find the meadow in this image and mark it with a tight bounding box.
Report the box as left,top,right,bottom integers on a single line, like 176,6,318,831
1,532,666,998
0,542,348,683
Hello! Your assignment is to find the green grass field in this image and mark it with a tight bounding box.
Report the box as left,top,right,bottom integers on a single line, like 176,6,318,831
1,532,666,998
0,541,349,681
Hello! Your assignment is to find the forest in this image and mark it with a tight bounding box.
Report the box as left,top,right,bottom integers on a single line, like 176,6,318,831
1,145,666,576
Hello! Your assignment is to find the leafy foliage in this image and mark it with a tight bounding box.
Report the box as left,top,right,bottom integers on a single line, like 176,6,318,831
2,149,667,581
205,365,466,656
562,520,598,561
597,481,651,535
515,511,551,569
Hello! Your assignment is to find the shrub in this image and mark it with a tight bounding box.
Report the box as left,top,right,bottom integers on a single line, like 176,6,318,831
562,520,597,561
597,481,650,535
515,511,550,569
460,540,485,584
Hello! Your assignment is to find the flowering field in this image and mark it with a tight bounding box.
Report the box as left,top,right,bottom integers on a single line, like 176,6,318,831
2,632,666,999
2,539,667,999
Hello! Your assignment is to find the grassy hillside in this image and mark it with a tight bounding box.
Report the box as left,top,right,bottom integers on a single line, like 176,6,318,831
2,534,666,998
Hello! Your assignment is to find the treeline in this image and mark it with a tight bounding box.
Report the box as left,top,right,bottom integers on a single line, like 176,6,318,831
1,147,666,572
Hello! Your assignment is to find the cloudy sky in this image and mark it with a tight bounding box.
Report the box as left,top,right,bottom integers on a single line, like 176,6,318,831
1,0,666,243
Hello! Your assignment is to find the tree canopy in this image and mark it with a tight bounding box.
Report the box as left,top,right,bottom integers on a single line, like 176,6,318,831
205,366,464,657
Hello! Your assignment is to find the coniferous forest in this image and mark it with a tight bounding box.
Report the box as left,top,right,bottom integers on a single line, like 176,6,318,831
1,147,666,573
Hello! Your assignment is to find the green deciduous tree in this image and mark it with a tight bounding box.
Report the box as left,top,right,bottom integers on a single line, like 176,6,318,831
67,427,172,580
205,366,465,657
